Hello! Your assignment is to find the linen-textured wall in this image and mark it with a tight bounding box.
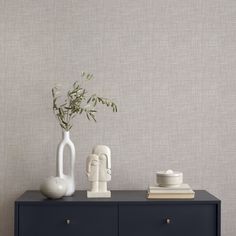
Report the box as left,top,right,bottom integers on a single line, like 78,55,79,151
0,0,235,235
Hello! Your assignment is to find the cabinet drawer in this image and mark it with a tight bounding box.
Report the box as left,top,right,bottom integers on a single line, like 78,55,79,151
19,204,117,236
119,204,217,236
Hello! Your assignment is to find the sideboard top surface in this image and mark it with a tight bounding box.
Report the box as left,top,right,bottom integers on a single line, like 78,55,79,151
16,190,220,204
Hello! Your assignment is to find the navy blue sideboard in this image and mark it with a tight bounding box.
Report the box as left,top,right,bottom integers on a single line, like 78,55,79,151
15,190,220,236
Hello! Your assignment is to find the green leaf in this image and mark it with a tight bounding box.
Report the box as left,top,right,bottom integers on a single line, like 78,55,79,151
93,99,97,106
90,113,96,122
86,113,90,120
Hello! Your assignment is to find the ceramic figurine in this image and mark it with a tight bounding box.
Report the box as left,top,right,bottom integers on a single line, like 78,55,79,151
86,145,111,198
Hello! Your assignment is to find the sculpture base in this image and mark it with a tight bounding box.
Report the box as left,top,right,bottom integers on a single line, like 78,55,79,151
87,191,111,198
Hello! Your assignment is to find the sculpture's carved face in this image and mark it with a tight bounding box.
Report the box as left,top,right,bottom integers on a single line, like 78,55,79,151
87,145,111,182
87,154,99,181
98,154,111,181
93,145,111,170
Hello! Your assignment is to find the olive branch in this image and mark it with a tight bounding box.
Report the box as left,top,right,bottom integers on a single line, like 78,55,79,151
52,72,117,131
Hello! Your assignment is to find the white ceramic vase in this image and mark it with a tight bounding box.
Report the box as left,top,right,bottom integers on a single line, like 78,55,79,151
56,130,75,196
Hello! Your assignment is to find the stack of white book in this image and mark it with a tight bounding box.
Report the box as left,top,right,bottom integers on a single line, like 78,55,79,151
147,184,195,199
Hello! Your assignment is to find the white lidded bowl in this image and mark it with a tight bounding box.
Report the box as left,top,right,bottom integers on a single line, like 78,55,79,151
156,170,183,187
40,176,67,199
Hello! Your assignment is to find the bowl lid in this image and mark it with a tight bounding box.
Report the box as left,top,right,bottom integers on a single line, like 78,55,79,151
156,169,183,177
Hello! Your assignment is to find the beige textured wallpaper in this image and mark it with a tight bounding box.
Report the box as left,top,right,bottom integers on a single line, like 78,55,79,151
0,0,236,235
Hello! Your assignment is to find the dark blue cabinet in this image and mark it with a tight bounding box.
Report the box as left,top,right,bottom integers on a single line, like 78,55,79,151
15,190,220,236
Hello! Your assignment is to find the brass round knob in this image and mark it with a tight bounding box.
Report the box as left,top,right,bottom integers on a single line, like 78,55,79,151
66,219,70,225
166,218,171,224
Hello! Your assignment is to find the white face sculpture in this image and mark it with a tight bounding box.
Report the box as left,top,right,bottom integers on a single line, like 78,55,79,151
87,145,111,182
